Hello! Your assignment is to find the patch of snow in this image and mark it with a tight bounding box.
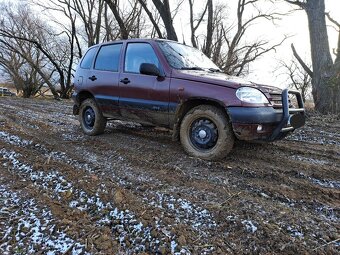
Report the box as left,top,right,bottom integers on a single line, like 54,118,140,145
241,220,258,233
298,172,340,189
316,205,338,221
287,127,340,146
149,192,216,232
292,155,329,165
61,133,84,141
0,185,87,255
286,226,304,238
260,192,270,198
0,131,33,147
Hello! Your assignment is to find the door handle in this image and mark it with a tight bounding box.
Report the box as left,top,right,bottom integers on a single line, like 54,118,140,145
120,78,130,84
89,75,97,81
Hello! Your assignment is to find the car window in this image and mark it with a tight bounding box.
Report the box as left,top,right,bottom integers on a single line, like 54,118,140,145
157,41,219,70
124,43,159,73
80,47,97,69
94,44,122,72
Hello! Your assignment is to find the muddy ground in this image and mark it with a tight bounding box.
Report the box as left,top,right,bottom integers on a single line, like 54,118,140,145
0,97,339,255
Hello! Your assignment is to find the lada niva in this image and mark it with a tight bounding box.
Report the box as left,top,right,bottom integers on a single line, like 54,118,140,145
72,39,305,160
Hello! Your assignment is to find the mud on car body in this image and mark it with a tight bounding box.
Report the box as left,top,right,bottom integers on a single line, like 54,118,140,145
72,39,305,160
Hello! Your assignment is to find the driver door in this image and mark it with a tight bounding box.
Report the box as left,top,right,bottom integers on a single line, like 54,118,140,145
118,42,170,126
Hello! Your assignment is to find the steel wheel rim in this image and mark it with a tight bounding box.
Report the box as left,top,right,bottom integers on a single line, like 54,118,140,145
189,118,218,151
83,107,95,129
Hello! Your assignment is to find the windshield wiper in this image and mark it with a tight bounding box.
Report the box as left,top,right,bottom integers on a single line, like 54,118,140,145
208,68,222,73
180,67,205,71
180,67,222,72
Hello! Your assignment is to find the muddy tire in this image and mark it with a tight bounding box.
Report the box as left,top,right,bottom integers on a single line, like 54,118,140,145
79,98,107,135
180,105,234,160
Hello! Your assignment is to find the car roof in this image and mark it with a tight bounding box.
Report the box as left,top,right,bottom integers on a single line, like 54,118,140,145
90,38,180,48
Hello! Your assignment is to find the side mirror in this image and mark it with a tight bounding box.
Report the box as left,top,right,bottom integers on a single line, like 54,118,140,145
140,63,162,77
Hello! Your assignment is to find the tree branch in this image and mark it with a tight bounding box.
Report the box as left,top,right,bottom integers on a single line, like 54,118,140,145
325,12,340,28
291,43,313,77
284,0,306,8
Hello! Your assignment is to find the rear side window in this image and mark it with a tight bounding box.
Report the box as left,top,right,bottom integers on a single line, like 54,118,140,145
124,43,160,73
94,44,122,72
80,47,97,69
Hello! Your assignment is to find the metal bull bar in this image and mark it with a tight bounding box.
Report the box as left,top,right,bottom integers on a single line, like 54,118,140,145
269,89,305,141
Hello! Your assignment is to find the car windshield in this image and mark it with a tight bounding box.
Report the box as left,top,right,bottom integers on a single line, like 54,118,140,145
157,41,220,71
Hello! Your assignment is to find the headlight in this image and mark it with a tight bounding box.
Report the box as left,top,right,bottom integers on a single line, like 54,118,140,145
236,87,269,104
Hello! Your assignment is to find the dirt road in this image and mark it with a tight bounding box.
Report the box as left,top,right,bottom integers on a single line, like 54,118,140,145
0,97,339,254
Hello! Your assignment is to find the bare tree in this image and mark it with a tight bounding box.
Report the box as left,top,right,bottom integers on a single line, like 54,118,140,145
35,0,81,96
104,0,145,39
188,0,208,48
0,48,45,97
34,0,104,51
279,58,312,102
325,12,340,64
0,3,75,98
202,0,287,76
138,0,163,38
104,0,129,39
202,0,213,57
140,0,178,40
284,0,340,113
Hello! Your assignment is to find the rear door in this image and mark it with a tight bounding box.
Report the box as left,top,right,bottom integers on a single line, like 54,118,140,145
118,42,170,126
74,46,98,89
87,43,123,118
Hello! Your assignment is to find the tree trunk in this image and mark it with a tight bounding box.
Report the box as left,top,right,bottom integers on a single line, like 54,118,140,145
304,0,339,113
104,0,129,39
151,0,178,41
138,0,163,38
203,0,213,57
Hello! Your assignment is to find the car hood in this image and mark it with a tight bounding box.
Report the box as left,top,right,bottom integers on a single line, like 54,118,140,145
172,69,282,94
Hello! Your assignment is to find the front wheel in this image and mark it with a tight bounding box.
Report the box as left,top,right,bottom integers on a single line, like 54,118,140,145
180,105,234,160
79,98,107,135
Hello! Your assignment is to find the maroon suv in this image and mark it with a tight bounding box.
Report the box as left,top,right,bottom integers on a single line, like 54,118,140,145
72,39,305,160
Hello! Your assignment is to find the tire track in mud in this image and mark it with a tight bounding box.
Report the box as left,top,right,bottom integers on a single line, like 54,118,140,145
0,143,185,254
1,108,338,220
0,131,220,254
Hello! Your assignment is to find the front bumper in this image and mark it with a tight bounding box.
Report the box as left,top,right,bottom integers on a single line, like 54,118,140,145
228,89,305,141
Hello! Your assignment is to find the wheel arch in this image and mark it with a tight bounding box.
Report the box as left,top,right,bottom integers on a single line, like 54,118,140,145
172,97,229,141
73,90,95,115
77,90,95,105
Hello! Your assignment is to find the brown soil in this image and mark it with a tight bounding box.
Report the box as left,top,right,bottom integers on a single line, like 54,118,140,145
0,97,339,255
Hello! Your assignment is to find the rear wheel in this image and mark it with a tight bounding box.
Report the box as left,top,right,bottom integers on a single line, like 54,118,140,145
180,105,234,160
79,98,106,135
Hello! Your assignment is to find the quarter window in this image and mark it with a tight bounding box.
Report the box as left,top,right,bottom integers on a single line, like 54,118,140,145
94,44,122,72
124,43,160,73
80,47,97,69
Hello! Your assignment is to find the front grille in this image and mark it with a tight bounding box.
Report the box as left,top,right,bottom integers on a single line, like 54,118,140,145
269,93,294,109
269,93,283,109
